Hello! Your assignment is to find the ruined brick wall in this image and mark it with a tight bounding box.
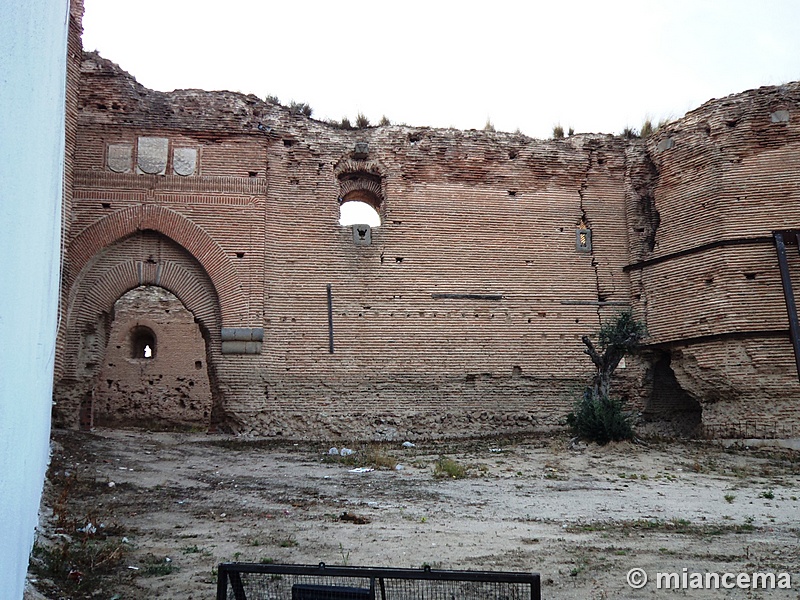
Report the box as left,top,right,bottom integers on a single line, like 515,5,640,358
55,14,800,437
255,128,642,438
94,286,212,428
628,84,800,434
55,50,640,439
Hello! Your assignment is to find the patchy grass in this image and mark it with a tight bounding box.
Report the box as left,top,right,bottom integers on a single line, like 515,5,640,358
433,457,468,479
28,466,129,598
140,554,176,577
324,444,398,470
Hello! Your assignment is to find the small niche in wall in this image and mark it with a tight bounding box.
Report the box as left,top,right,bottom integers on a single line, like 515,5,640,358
576,226,592,252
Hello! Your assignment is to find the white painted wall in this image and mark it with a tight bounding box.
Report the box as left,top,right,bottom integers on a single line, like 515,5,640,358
0,1,68,598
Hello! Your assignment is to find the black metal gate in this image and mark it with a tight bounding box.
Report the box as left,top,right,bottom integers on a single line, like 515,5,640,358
217,562,541,600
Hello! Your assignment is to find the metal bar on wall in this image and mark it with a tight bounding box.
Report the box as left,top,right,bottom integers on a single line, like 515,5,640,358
773,231,800,381
327,283,334,354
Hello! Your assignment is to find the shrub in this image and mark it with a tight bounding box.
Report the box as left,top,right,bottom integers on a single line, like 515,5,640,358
552,124,564,139
340,117,353,130
378,115,391,126
640,119,654,137
566,391,633,444
483,119,496,132
289,101,312,117
356,112,370,128
568,127,575,136
621,126,639,139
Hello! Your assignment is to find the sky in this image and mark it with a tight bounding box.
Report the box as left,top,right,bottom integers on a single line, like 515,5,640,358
81,0,800,139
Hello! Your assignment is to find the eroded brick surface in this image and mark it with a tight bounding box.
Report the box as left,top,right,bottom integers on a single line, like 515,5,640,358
54,11,800,438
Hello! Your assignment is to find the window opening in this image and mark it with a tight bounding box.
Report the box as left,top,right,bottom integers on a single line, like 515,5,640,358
339,200,381,227
130,325,156,359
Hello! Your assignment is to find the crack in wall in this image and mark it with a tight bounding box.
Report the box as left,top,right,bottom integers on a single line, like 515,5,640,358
578,147,604,328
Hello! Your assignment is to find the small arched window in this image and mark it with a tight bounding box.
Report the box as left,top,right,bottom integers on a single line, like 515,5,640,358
339,200,381,227
130,326,156,359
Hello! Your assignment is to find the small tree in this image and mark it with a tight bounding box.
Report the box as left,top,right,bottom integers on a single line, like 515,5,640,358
567,311,646,444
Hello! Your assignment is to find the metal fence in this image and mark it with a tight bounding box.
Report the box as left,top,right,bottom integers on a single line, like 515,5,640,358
217,562,541,600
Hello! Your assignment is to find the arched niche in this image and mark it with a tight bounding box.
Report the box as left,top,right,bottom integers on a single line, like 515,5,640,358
93,286,214,430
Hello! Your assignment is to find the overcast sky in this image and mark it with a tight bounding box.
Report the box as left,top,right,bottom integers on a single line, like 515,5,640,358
82,0,800,139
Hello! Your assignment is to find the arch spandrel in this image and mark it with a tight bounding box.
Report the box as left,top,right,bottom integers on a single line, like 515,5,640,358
65,204,246,325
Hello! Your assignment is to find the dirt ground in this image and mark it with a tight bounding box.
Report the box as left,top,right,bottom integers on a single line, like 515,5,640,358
27,428,800,599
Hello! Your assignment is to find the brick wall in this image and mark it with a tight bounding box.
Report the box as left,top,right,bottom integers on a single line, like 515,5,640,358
93,286,212,428
54,25,800,438
628,84,800,434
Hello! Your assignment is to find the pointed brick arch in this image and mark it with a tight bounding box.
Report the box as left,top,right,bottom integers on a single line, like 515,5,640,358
57,231,227,429
66,204,246,324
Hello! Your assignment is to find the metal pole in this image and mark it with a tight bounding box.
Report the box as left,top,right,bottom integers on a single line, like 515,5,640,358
773,232,800,381
327,284,334,354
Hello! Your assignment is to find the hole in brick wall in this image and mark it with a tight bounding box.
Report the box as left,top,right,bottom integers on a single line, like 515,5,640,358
236,252,245,258
744,272,757,280
283,139,295,147
508,190,517,197
130,326,156,359
101,202,111,209
598,294,607,302
512,366,522,378
339,200,381,227
395,257,404,263
726,119,738,128
508,149,518,159
96,103,107,110
248,171,258,177
111,102,120,110
705,277,714,285
195,361,202,370
597,158,605,165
